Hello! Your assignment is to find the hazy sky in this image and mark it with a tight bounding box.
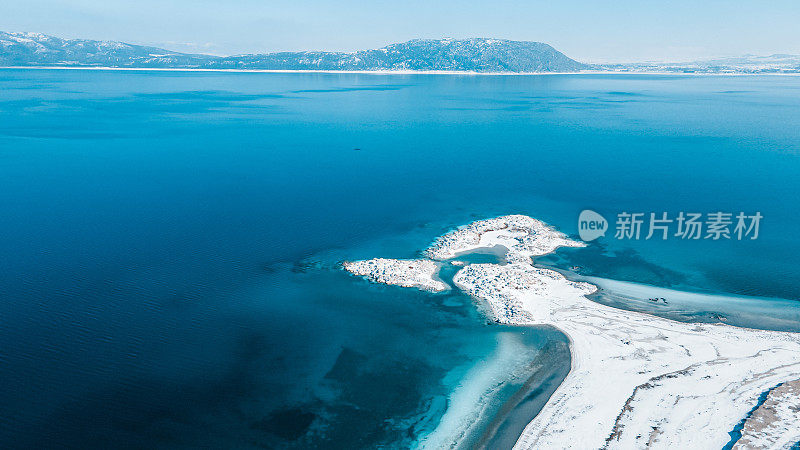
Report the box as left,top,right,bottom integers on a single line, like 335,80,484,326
2,0,799,62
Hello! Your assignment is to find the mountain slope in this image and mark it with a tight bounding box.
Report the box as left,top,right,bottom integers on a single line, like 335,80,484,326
0,32,216,67
212,38,589,72
0,32,588,72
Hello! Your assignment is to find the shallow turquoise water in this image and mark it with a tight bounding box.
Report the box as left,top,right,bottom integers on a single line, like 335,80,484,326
1,69,799,448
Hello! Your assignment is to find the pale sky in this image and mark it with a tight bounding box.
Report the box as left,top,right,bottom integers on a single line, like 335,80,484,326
1,0,799,63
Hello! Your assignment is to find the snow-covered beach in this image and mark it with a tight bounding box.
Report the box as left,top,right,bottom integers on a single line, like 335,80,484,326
344,215,800,449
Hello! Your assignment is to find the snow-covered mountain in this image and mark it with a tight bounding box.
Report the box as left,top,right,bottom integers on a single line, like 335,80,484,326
0,32,214,67
218,38,589,72
0,32,588,72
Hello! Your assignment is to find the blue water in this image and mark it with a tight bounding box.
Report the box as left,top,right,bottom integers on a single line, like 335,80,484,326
1,69,799,448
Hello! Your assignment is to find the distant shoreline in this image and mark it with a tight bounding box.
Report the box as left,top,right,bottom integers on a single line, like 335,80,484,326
2,66,799,76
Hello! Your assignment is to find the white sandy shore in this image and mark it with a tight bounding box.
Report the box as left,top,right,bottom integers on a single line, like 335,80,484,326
344,215,800,449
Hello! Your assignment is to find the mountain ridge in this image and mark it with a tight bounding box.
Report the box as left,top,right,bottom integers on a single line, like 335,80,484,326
4,31,799,74
0,32,589,72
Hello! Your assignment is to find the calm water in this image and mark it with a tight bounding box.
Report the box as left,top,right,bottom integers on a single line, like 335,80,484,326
1,69,799,448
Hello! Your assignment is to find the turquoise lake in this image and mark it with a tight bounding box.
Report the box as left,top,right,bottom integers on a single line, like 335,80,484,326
1,70,799,448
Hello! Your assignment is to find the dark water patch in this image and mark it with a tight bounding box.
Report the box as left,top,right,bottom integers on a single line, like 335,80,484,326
537,243,687,288
0,87,290,140
290,260,320,273
11,332,279,449
0,128,132,140
702,260,800,300
0,82,56,90
132,90,287,102
53,96,283,116
0,98,49,109
312,347,443,448
443,97,625,112
606,91,647,97
250,408,317,441
291,85,408,93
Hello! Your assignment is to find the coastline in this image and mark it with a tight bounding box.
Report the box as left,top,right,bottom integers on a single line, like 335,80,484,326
344,215,800,449
3,66,800,76
475,334,571,449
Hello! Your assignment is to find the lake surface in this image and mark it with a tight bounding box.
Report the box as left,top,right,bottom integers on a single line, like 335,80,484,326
1,69,798,448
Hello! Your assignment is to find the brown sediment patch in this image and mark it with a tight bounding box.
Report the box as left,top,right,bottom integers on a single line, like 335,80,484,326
734,379,800,449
